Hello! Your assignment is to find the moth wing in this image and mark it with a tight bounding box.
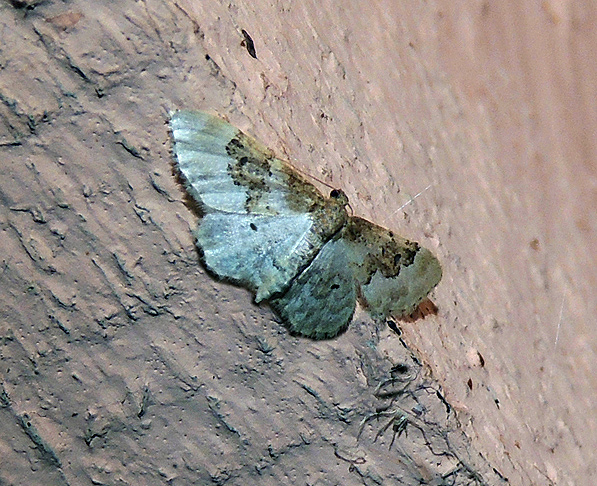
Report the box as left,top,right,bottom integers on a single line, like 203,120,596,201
170,110,326,215
342,217,442,320
195,212,321,301
170,110,348,301
270,238,357,339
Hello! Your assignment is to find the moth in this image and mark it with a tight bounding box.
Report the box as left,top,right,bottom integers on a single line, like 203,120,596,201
170,110,441,339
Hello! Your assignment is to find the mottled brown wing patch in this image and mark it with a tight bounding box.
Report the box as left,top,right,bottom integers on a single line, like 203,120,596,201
225,130,329,214
342,217,442,321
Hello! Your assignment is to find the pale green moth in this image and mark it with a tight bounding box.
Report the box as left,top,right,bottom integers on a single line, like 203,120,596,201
170,110,442,339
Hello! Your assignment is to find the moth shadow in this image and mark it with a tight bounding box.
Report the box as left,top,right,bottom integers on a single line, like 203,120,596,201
398,298,438,324
171,160,206,219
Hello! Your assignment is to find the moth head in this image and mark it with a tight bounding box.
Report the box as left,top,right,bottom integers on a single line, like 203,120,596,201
329,189,349,207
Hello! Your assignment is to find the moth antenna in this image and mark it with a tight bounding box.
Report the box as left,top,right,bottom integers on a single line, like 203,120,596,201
291,163,337,191
291,163,350,212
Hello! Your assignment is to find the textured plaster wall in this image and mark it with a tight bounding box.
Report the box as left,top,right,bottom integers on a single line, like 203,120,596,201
0,0,595,485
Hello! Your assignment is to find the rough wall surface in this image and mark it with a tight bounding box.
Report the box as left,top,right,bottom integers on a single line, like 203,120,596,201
1,0,595,485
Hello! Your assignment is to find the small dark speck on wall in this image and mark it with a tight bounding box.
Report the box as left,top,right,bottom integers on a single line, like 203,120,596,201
241,29,258,59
